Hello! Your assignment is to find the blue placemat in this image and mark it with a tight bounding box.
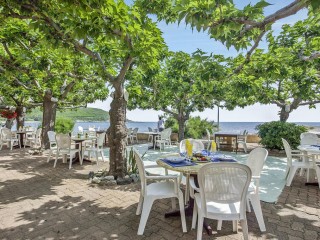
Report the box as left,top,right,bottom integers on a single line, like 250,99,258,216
160,159,197,167
311,145,320,148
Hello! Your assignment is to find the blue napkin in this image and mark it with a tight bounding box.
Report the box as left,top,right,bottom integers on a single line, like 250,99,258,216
311,145,320,148
161,158,196,167
209,153,237,162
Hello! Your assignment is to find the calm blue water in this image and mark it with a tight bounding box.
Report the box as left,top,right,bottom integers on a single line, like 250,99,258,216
18,121,320,134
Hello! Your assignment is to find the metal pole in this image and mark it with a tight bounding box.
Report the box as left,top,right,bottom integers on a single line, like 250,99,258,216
217,106,220,131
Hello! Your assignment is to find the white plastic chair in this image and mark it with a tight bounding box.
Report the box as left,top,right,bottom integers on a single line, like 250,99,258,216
54,134,83,169
47,131,57,162
190,163,252,240
126,128,133,145
155,128,172,150
148,127,153,142
131,127,139,143
179,139,204,154
234,130,248,153
205,129,211,150
134,149,187,235
217,147,268,232
0,128,20,150
300,132,319,145
282,138,313,186
85,132,106,166
25,128,42,148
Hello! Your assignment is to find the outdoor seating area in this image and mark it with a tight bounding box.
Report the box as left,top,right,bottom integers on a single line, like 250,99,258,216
0,146,319,239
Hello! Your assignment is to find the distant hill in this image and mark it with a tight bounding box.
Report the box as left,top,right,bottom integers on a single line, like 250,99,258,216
26,107,109,122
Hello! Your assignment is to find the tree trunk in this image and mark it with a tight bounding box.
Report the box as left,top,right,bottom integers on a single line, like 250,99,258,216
279,107,290,122
177,117,185,142
5,119,14,129
16,106,25,130
108,84,127,179
42,90,57,149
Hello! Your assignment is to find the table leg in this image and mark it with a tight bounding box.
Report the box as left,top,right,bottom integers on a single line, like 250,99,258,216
164,176,213,235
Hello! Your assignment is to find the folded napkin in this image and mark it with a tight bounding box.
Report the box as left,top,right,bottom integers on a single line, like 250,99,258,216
209,153,237,162
161,158,196,167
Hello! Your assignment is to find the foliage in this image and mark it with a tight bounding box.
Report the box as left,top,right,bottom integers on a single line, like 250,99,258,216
27,107,109,122
0,110,17,119
55,118,75,134
165,116,216,139
164,117,179,133
127,50,229,140
185,117,217,139
256,121,307,150
126,147,138,175
229,14,320,122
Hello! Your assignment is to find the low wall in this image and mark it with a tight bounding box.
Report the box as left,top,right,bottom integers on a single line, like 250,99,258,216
136,133,260,143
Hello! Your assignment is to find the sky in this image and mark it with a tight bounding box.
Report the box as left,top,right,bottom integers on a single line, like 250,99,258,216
89,1,320,123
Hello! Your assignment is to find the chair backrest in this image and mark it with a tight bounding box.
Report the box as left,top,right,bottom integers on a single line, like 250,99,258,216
132,127,139,135
1,128,11,140
300,132,318,145
97,132,106,147
206,129,211,141
78,126,84,133
35,128,42,138
179,139,204,153
246,147,268,177
56,134,71,149
198,163,251,218
160,128,171,140
26,126,35,132
47,131,56,142
237,130,248,142
191,139,204,152
88,127,95,132
282,138,293,167
133,149,147,195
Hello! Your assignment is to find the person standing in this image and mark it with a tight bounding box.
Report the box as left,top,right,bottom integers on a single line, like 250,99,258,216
157,116,165,132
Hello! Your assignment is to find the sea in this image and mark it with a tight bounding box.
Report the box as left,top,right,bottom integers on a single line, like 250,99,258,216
14,121,320,134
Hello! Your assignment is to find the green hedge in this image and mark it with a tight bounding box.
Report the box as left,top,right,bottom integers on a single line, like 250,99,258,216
256,121,307,150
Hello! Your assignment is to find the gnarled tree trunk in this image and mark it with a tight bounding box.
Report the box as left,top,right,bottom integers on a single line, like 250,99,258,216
42,90,57,149
177,116,185,142
16,106,25,130
279,107,290,122
108,83,127,179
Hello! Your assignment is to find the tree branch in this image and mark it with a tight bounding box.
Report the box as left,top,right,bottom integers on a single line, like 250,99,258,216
239,0,308,36
299,100,320,106
16,3,115,80
300,51,320,61
2,43,14,60
232,30,267,75
60,80,75,99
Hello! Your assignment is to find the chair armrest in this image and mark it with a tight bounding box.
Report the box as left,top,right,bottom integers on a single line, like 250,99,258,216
145,175,178,180
189,176,200,198
144,165,161,169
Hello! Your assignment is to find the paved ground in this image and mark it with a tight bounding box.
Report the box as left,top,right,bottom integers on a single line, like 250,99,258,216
0,148,319,240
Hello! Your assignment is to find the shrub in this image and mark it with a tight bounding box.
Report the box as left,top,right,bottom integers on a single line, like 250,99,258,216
55,118,75,134
165,116,217,139
256,121,307,150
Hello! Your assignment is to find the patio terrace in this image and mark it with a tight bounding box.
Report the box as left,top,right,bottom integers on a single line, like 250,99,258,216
0,148,319,240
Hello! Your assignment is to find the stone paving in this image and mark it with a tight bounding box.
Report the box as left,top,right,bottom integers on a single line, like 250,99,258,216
0,148,319,240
